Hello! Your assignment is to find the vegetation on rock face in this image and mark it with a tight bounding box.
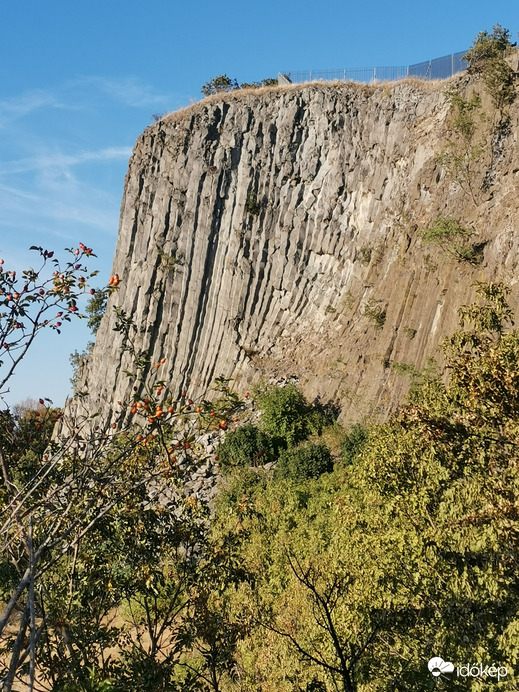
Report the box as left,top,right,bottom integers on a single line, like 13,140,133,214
465,24,516,71
361,298,386,330
440,88,486,205
441,25,517,205
69,287,107,389
420,216,484,264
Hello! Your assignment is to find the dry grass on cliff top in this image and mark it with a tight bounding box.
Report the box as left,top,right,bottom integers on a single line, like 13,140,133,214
160,73,459,126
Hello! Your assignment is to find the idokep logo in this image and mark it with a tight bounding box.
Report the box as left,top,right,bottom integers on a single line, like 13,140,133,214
428,657,454,677
428,656,508,681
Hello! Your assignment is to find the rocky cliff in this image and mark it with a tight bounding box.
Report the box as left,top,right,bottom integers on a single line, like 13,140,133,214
71,73,519,425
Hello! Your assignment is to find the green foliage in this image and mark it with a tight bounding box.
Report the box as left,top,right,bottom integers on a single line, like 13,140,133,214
215,466,269,517
69,289,107,388
5,244,519,690
244,190,261,216
483,56,516,110
58,667,116,691
240,77,278,89
201,75,239,97
421,216,472,244
86,288,107,335
0,244,98,392
457,280,514,334
421,216,483,264
275,442,333,482
464,25,516,112
0,559,18,601
202,76,278,96
445,89,482,140
217,423,276,471
340,423,369,466
0,402,62,487
0,248,249,690
256,384,318,448
464,24,515,74
442,28,516,201
440,89,485,203
342,283,519,687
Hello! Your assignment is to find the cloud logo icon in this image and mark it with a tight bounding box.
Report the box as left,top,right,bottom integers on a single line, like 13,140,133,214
428,657,454,677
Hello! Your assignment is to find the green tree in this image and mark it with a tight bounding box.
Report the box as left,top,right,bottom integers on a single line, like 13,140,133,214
440,89,485,205
201,75,239,97
275,442,333,482
256,384,317,448
70,287,107,389
464,24,515,74
240,78,278,89
346,282,519,687
217,423,275,471
340,423,369,466
464,25,516,112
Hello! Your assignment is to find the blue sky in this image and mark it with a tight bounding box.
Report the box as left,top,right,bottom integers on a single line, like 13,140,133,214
1,0,517,407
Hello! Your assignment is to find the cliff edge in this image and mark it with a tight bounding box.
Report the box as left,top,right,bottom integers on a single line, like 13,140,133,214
70,74,519,424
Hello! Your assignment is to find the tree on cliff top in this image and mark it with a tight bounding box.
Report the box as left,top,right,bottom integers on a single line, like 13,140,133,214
464,24,517,112
201,75,239,97
464,24,516,73
201,75,278,97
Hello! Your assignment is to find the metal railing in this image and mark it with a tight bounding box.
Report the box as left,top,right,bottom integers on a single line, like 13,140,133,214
285,50,467,85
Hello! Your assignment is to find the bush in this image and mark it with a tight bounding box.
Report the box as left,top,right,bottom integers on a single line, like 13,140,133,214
201,74,239,97
240,77,278,89
257,384,315,448
464,25,516,110
421,217,482,264
217,423,275,471
341,424,369,466
464,25,515,74
275,442,333,482
216,466,269,515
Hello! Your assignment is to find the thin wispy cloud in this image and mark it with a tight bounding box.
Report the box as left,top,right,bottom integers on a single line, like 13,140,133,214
1,146,133,176
0,179,120,233
0,90,70,128
79,76,173,108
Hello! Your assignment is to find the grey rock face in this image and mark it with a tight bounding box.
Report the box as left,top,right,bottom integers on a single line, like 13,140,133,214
70,79,519,425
